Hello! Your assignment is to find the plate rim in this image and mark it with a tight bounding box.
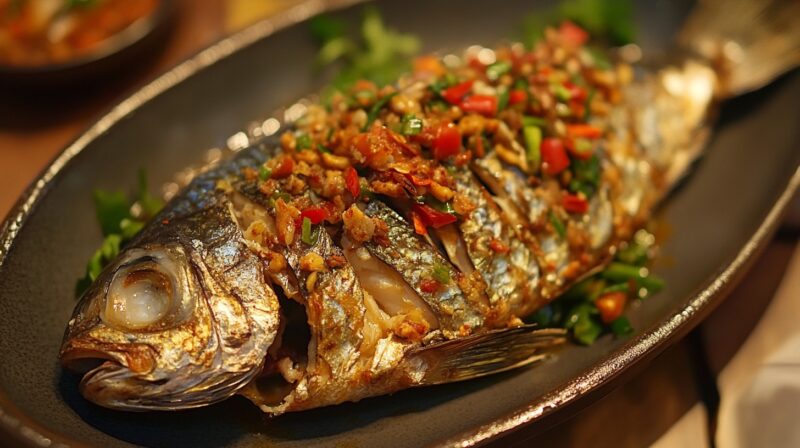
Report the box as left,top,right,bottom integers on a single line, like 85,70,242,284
1,0,798,446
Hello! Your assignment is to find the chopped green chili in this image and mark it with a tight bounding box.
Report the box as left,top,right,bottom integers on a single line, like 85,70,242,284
431,263,450,284
296,133,313,150
600,282,629,295
401,114,424,135
549,211,567,239
301,217,320,245
569,155,600,197
610,316,634,336
522,115,547,127
364,92,397,130
573,138,593,157
553,83,572,102
497,87,510,111
486,60,512,81
268,191,292,208
358,178,373,199
523,125,542,169
425,196,456,214
566,303,602,345
616,242,649,266
602,262,665,292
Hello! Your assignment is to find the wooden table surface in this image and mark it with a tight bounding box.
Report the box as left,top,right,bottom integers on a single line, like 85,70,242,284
0,1,797,446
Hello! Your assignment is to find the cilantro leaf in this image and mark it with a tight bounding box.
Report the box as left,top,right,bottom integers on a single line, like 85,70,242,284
74,234,122,297
137,169,163,219
521,0,636,47
76,171,163,298
312,6,420,92
93,189,130,236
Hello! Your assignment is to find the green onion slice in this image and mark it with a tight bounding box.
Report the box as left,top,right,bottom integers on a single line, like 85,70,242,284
301,217,320,246
401,114,423,135
549,211,566,239
523,125,542,170
486,61,512,81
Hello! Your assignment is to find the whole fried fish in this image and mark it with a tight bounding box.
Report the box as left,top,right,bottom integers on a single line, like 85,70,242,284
60,0,799,414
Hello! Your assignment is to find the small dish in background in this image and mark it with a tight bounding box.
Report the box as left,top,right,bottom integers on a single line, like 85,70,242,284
0,0,175,87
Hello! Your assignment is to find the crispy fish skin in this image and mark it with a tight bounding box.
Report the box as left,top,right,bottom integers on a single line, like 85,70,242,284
363,200,486,337
471,153,614,300
60,168,281,410
267,226,369,412
451,168,541,322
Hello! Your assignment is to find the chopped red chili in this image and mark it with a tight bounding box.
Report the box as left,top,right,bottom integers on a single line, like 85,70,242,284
565,138,594,160
541,138,570,175
411,211,428,236
441,80,474,105
271,156,294,179
412,203,457,228
345,166,360,198
563,193,589,214
300,206,329,225
419,278,441,293
508,89,527,105
432,124,461,160
488,239,510,254
595,291,627,324
460,95,498,116
559,21,589,46
566,124,603,139
563,81,588,102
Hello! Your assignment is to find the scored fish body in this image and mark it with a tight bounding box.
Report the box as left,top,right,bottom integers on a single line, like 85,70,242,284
59,0,799,414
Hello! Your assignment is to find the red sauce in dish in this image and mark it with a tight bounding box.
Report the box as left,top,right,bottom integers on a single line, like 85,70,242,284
0,0,159,66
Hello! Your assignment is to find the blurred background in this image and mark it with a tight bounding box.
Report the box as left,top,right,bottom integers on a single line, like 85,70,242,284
0,1,798,447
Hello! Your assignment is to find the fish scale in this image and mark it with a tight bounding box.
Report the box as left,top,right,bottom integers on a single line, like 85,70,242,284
363,200,485,337
281,229,365,379
452,168,541,321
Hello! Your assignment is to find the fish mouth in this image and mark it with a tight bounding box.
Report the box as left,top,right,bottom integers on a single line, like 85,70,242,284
60,340,256,411
60,340,156,375
60,341,169,410
60,346,124,375
60,346,141,410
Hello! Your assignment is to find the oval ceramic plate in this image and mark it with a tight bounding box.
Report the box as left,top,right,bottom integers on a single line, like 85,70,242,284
1,0,799,447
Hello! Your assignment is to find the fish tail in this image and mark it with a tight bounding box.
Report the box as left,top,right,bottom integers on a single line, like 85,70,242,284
679,0,800,97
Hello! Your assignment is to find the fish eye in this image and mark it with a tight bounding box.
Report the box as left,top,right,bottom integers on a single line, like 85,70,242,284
105,264,174,330
102,248,193,331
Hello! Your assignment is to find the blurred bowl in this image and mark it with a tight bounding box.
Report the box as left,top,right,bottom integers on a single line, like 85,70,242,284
0,0,175,87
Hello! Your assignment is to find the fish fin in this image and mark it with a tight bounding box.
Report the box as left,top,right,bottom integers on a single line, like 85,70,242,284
408,325,567,386
679,0,800,97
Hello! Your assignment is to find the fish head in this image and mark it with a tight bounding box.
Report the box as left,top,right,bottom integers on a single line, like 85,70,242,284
60,203,280,411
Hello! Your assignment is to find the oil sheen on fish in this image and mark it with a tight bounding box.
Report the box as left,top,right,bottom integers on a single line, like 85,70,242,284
59,0,799,414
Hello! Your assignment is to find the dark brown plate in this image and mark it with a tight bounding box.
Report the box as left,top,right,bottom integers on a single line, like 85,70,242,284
1,0,799,446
